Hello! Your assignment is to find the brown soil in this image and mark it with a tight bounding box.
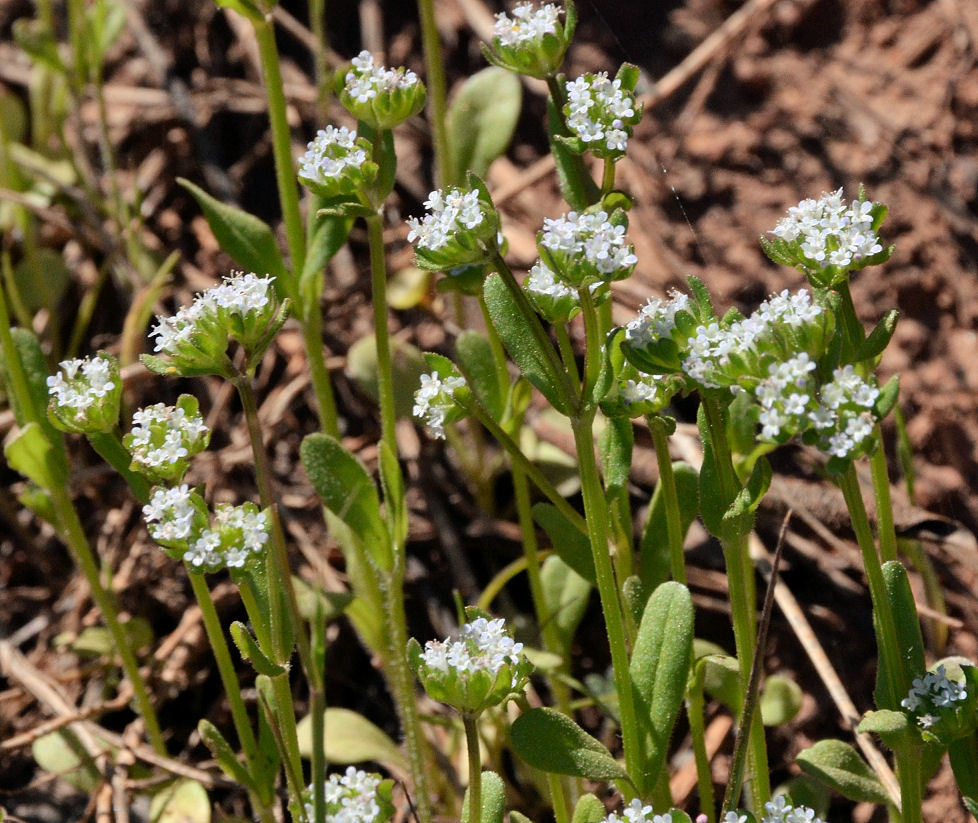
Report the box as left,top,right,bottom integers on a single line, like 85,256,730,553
1,1,977,821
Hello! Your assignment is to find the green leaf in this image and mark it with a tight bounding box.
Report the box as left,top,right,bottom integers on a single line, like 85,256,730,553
874,375,900,421
629,581,694,795
12,248,70,313
177,178,288,292
571,794,607,823
874,560,925,710
149,779,211,823
547,96,599,210
855,310,899,363
540,555,592,654
483,273,569,415
346,335,428,420
447,67,522,182
212,0,263,22
69,617,153,658
461,770,506,823
795,739,891,805
291,576,354,623
0,328,61,439
721,456,771,540
32,730,103,793
533,503,594,583
198,719,257,790
301,433,393,572
12,19,67,74
230,621,286,677
759,674,803,726
857,709,919,753
639,461,699,589
598,415,632,498
510,707,629,781
456,330,506,421
296,708,408,772
698,653,742,711
5,422,68,491
301,205,351,312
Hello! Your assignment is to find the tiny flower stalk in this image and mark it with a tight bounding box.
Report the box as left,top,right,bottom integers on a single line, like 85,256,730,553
417,0,451,188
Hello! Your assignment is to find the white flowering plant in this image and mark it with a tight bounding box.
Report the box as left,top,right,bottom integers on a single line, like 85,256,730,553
46,352,122,434
483,0,577,79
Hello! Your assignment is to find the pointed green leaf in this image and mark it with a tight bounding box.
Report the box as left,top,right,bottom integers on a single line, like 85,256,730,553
547,97,599,210
198,719,258,790
178,178,288,291
301,202,351,311
5,422,67,491
874,560,925,710
857,709,919,754
510,707,629,781
461,770,506,823
540,555,592,654
456,330,506,421
300,433,393,572
571,794,607,823
533,503,594,583
483,273,569,415
629,581,694,794
296,708,408,772
447,68,522,182
795,739,890,805
855,310,899,363
230,621,286,677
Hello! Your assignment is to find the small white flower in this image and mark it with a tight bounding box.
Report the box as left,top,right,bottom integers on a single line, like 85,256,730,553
412,372,464,439
297,125,368,187
305,767,386,823
420,617,525,680
901,664,968,717
723,814,747,823
46,356,115,411
624,291,690,346
493,2,562,46
540,209,637,283
127,402,209,475
406,188,488,252
762,795,823,823
143,484,198,543
565,72,640,155
345,51,420,103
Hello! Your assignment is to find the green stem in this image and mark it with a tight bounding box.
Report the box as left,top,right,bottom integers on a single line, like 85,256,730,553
308,0,331,117
365,212,397,453
87,431,150,503
687,683,716,823
463,714,482,823
478,295,510,403
553,323,581,386
570,413,639,796
870,428,898,564
50,485,167,754
896,753,922,823
577,286,601,403
417,0,451,187
186,571,263,778
836,280,866,352
383,572,434,823
237,575,275,654
648,418,685,585
601,158,616,197
301,298,340,438
547,774,571,823
837,464,907,708
254,15,307,275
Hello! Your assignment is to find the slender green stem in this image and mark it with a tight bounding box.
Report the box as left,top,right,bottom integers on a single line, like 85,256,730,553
896,754,922,823
577,287,602,402
547,774,571,823
417,0,451,187
463,714,482,823
836,281,866,352
87,431,150,503
870,428,898,563
601,158,616,196
308,0,331,116
301,299,340,438
553,323,581,386
237,575,275,654
186,571,263,774
457,395,587,535
571,414,639,796
383,572,434,823
837,464,907,708
648,418,685,585
687,683,716,823
51,485,167,753
478,295,510,403
254,15,307,275
271,671,306,811
365,213,397,452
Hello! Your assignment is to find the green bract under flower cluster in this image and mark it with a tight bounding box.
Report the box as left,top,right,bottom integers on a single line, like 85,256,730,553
142,484,269,573
124,396,210,484
339,50,426,130
46,352,122,434
145,271,289,377
409,616,532,714
484,1,575,79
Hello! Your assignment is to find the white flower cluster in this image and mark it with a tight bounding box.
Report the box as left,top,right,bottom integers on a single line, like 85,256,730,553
143,484,198,544
46,356,116,414
526,261,577,301
754,288,823,327
755,353,818,441
128,403,209,473
413,372,464,439
184,503,269,570
620,375,661,406
297,126,367,184
540,210,637,276
150,272,275,355
406,188,486,251
723,814,748,823
565,72,638,153
601,800,671,823
811,365,879,459
623,291,690,347
305,767,385,823
771,189,883,269
762,796,824,823
493,2,562,46
420,617,525,680
901,664,968,728
345,50,420,103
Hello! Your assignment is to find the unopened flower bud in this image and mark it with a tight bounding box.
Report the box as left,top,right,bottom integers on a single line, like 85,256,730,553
46,352,122,434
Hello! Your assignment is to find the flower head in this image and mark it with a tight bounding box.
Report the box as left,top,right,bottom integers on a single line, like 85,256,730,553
142,484,209,557
762,796,824,823
46,352,122,434
410,616,532,713
184,502,269,572
147,272,288,377
304,767,394,823
486,2,572,78
297,125,374,199
809,365,880,460
525,260,605,323
413,372,466,439
124,396,210,484
538,208,637,287
407,186,500,271
339,51,426,129
563,70,642,158
767,189,887,285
